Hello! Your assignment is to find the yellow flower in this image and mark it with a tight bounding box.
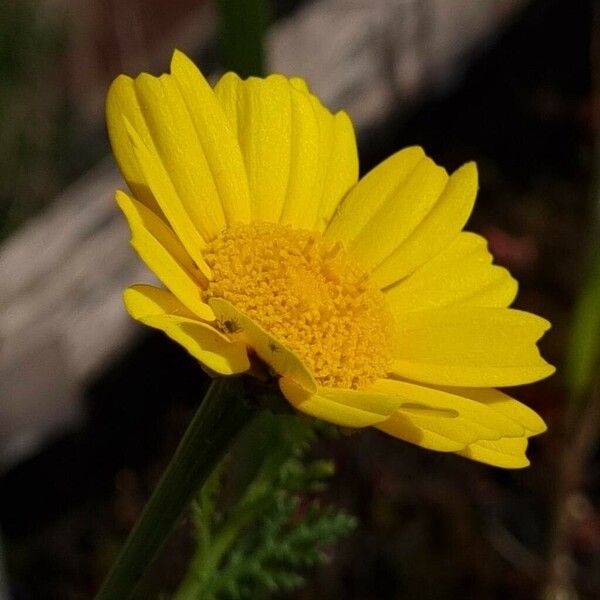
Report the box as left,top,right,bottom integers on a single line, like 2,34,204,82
106,50,554,469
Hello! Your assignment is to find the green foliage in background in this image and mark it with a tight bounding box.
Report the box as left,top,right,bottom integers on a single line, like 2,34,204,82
565,250,600,403
0,0,68,241
564,136,600,411
172,413,356,599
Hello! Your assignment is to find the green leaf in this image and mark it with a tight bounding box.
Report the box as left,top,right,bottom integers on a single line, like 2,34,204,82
173,413,356,599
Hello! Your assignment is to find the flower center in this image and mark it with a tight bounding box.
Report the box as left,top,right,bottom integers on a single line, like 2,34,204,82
204,223,393,389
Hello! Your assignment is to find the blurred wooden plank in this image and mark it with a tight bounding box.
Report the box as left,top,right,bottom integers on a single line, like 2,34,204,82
269,0,526,127
0,163,155,470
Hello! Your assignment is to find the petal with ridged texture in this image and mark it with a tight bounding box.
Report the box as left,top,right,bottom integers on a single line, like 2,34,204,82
170,50,252,224
124,285,250,375
325,146,425,246
376,414,466,452
116,191,213,320
217,74,292,222
213,71,242,137
371,378,524,446
317,110,359,229
373,161,478,287
434,386,547,436
106,75,162,215
124,119,209,268
279,377,398,428
132,73,227,239
456,437,530,469
281,90,358,231
278,85,322,228
214,73,358,229
390,306,555,386
345,156,448,271
384,232,517,313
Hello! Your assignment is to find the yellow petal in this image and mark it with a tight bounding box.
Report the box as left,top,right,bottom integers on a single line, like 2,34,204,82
224,74,293,222
278,85,322,228
124,118,208,268
133,73,227,239
435,386,547,436
108,53,253,239
124,283,197,318
284,94,358,231
384,232,517,312
208,298,316,392
376,414,466,452
124,285,250,375
213,72,357,230
325,146,425,245
279,377,394,428
391,306,555,386
214,71,242,138
371,378,524,444
373,161,478,287
280,95,358,230
280,375,528,450
347,156,448,271
289,76,310,93
169,50,252,225
317,111,359,228
106,75,162,215
456,437,530,468
116,190,213,320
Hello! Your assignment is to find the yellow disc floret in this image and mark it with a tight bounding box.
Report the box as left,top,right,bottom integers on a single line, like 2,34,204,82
204,223,393,389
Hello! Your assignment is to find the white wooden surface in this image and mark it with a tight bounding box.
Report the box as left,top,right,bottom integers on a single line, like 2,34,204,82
0,162,154,469
270,0,524,125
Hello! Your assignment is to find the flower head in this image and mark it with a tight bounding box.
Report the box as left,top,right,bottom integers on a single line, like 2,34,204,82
107,50,554,468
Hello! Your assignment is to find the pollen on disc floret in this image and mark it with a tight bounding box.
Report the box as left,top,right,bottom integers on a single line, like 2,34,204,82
204,222,394,389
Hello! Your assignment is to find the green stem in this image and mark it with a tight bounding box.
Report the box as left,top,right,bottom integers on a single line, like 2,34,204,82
216,0,269,77
95,377,257,600
173,414,309,599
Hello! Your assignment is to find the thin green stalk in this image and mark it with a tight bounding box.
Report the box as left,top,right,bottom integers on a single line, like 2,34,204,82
216,0,269,77
173,413,307,599
95,377,257,600
173,420,279,598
